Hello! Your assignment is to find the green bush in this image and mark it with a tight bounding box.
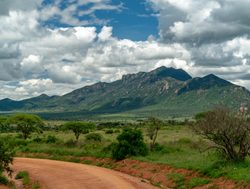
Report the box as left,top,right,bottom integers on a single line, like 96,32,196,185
15,171,29,179
15,171,30,185
85,133,102,142
33,137,43,143
0,139,14,176
0,174,8,185
112,128,148,160
105,129,114,134
46,135,58,143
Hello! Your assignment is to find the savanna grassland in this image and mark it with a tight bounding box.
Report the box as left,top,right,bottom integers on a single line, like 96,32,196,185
1,119,250,188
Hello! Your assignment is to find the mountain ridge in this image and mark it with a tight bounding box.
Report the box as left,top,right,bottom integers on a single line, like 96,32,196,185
0,66,249,119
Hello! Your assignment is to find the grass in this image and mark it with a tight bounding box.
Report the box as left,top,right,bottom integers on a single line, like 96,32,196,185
31,182,40,189
1,124,250,184
188,177,210,188
167,173,185,189
15,171,30,185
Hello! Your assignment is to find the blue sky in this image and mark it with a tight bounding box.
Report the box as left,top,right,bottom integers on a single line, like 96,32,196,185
42,0,158,40
1,0,250,99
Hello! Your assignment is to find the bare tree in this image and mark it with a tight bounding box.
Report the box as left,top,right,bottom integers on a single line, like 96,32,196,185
145,117,164,151
193,107,250,162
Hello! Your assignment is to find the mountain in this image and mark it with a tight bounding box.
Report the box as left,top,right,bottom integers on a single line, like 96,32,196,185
0,67,249,119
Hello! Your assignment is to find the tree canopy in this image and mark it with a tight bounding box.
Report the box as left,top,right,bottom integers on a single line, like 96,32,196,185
7,114,44,139
63,122,95,141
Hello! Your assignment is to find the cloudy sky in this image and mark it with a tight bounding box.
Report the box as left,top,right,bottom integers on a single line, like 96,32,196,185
1,0,250,100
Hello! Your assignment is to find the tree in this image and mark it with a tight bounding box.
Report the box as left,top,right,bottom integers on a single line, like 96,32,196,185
8,114,44,139
112,128,148,160
193,107,250,162
63,122,95,142
0,139,14,177
0,117,8,133
144,117,164,150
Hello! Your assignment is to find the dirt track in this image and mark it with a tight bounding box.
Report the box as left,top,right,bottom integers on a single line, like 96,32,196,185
12,158,157,189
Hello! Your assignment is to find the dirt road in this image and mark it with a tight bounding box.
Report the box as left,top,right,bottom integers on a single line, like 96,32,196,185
12,158,157,189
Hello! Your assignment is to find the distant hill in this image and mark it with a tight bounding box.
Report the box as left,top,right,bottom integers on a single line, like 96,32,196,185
0,66,249,120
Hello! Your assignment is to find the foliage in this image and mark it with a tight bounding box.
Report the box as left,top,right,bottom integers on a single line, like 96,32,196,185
105,129,114,134
0,139,14,176
63,122,95,141
85,133,102,142
0,116,9,133
144,117,164,150
112,128,148,160
167,173,185,189
15,171,30,185
7,114,44,139
45,135,58,143
0,174,8,185
193,107,250,162
188,177,210,188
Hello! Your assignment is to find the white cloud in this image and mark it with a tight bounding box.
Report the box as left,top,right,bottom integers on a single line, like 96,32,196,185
98,26,113,41
148,0,250,44
0,0,250,100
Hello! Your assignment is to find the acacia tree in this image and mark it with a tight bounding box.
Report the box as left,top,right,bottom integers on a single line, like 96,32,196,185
145,117,164,150
8,114,44,139
193,107,250,162
63,122,95,142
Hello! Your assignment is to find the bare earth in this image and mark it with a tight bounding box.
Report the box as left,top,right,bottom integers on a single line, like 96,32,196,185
12,158,157,189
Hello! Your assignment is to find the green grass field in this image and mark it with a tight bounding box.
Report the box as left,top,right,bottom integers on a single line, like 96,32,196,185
1,124,250,183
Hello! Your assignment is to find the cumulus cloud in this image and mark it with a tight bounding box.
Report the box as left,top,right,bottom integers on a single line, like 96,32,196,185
148,0,250,44
0,0,250,100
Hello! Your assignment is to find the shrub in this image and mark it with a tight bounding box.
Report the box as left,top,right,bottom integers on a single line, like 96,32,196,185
15,171,30,185
0,139,14,176
33,137,43,143
105,129,114,134
15,171,29,179
46,135,58,144
0,174,8,185
193,107,250,162
85,133,102,142
112,128,148,160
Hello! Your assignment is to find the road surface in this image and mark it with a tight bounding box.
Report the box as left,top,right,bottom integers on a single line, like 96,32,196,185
12,158,157,189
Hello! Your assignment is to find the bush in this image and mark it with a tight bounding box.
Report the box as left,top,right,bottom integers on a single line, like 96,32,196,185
193,107,250,162
15,171,29,179
105,129,114,134
33,137,43,143
112,128,148,160
46,135,58,143
85,133,102,142
15,171,30,185
0,174,8,185
0,139,14,176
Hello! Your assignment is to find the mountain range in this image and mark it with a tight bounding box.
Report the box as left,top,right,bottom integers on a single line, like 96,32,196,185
0,66,249,120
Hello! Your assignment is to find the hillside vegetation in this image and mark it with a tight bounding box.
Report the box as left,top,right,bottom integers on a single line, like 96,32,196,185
0,67,250,120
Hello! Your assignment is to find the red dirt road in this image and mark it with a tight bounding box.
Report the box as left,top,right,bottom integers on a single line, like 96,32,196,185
12,158,158,189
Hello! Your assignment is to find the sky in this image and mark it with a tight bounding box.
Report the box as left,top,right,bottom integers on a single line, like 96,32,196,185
1,0,250,100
